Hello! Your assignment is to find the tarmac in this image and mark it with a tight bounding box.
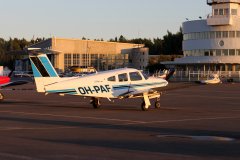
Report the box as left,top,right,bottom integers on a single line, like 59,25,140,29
0,82,240,160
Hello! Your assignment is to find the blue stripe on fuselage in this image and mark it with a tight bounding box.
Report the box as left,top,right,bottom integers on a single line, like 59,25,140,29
113,82,164,90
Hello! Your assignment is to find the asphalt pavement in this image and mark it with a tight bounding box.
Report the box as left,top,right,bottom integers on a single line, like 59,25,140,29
0,82,240,160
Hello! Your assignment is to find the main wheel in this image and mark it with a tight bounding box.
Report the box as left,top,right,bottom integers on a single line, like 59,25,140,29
141,102,149,111
155,101,160,109
0,93,4,102
91,98,100,109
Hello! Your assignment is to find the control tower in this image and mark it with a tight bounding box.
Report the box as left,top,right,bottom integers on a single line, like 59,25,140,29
207,0,240,25
162,0,240,72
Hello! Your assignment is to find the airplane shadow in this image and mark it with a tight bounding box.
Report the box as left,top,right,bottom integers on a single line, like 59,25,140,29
1,116,240,158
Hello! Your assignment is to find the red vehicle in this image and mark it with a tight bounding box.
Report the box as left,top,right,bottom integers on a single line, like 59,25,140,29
0,76,10,85
0,71,29,101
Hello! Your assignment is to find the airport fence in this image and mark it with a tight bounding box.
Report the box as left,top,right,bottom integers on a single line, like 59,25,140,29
154,70,240,82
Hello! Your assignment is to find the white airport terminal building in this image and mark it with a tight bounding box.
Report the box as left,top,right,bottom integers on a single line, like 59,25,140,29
163,0,240,72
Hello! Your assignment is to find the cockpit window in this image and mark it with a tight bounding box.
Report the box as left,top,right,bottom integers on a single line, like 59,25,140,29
129,72,142,81
118,73,128,82
107,76,116,82
141,71,148,80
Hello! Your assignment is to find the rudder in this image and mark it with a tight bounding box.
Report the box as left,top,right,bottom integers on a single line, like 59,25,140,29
29,54,60,92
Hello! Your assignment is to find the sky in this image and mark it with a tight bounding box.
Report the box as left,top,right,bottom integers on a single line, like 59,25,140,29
0,0,211,40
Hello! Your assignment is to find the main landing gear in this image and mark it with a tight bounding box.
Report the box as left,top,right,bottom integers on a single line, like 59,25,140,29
90,97,101,109
141,92,161,111
0,93,4,102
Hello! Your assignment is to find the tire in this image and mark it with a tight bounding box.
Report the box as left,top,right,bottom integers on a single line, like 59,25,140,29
141,102,149,111
92,98,100,109
155,101,160,109
0,93,4,102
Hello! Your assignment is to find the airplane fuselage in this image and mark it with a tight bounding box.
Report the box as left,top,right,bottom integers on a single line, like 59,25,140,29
42,68,168,98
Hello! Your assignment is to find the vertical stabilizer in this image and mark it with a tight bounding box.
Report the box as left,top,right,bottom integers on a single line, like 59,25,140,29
29,54,60,92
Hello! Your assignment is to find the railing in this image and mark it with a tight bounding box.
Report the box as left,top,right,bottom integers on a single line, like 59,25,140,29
2,71,33,77
207,0,240,4
154,70,240,82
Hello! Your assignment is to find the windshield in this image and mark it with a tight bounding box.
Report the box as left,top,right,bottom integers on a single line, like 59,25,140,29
141,71,149,80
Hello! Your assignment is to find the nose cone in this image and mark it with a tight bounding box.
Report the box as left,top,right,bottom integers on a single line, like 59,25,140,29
163,79,168,86
165,80,168,86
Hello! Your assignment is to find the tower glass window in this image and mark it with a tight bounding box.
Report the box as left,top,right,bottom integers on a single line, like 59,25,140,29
222,31,228,38
231,9,237,15
229,31,235,38
219,9,224,15
229,49,235,56
224,8,229,15
216,31,222,38
214,9,218,15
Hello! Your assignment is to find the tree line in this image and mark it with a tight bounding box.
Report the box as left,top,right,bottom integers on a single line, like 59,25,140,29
0,28,183,68
109,28,183,55
0,38,45,67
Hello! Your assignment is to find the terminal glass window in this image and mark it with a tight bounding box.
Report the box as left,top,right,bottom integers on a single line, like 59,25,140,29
236,49,240,56
129,72,142,81
64,54,72,69
118,73,128,82
214,9,219,15
229,49,235,56
204,51,209,56
204,32,210,39
228,64,233,71
210,50,214,56
237,31,240,37
222,49,228,56
236,65,240,71
229,31,235,38
224,8,229,15
219,9,224,15
73,54,80,66
216,31,222,38
216,50,221,56
222,31,228,38
210,32,215,39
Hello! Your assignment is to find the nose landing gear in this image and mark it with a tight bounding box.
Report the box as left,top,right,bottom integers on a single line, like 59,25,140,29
141,92,162,111
90,97,101,109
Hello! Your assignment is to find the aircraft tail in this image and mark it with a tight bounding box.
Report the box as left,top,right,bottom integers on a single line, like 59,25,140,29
29,54,61,92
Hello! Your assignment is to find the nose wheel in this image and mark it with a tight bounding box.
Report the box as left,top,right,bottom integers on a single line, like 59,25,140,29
155,97,161,109
91,97,101,109
141,92,161,111
0,93,4,102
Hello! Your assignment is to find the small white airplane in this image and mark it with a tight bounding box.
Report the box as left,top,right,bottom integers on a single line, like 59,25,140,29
29,53,169,111
199,73,221,84
158,69,175,80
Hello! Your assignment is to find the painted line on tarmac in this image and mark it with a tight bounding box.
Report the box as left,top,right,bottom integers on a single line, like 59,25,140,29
166,94,239,100
1,111,240,127
7,99,88,104
0,126,77,131
0,110,145,124
0,152,42,160
124,116,240,125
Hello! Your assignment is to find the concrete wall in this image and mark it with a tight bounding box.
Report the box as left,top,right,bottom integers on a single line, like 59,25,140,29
128,48,149,70
183,20,240,51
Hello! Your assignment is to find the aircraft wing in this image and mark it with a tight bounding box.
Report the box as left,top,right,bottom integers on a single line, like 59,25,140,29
0,81,30,88
119,88,155,98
